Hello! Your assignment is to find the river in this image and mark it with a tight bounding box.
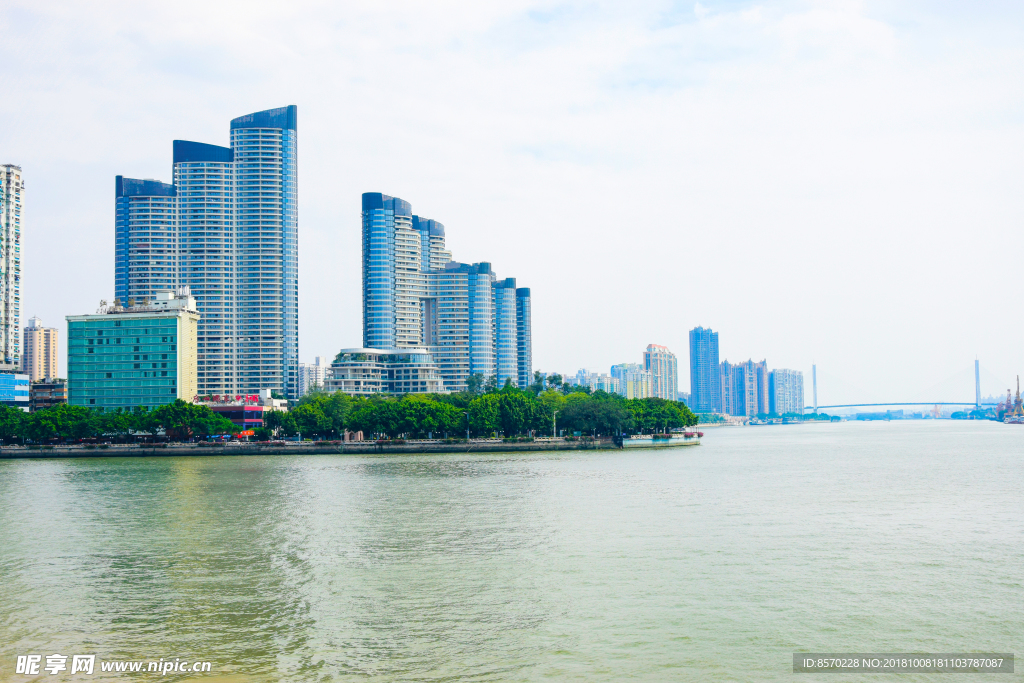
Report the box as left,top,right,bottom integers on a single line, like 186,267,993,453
1,420,1021,681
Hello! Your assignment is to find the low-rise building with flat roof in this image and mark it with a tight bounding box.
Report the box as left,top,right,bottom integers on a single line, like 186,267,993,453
326,348,444,395
30,379,66,412
0,372,29,410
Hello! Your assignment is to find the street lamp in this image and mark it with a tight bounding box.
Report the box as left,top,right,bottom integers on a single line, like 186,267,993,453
553,409,559,438
464,412,470,441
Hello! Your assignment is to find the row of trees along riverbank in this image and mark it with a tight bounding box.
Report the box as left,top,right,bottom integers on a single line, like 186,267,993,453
0,401,237,443
0,379,697,444
272,382,697,440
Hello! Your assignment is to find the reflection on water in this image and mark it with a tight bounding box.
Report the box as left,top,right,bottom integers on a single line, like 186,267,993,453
1,421,1022,681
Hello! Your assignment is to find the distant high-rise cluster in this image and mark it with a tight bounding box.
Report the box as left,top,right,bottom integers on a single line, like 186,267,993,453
360,192,532,392
114,106,299,398
689,326,804,417
0,165,23,372
566,344,678,401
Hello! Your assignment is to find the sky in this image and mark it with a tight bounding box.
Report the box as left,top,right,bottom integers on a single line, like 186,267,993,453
1,0,1023,406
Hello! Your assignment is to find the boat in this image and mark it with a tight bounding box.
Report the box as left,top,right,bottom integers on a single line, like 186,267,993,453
618,433,702,449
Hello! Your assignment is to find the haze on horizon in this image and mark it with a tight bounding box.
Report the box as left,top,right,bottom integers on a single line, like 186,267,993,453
1,0,1021,406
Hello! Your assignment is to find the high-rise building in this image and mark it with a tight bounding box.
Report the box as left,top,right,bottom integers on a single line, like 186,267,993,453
229,107,299,399
689,327,720,413
719,360,737,415
297,356,331,396
610,362,652,399
22,316,58,381
721,359,768,417
644,344,678,401
67,290,199,410
360,192,531,392
115,106,299,398
114,177,177,306
0,165,23,372
588,374,620,394
769,368,804,416
173,140,236,397
516,288,532,389
493,278,518,387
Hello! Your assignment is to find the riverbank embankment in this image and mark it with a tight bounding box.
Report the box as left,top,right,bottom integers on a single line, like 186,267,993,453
0,438,626,459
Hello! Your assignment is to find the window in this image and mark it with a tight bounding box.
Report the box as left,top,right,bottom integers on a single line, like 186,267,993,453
88,348,94,354
134,363,140,369
106,373,112,378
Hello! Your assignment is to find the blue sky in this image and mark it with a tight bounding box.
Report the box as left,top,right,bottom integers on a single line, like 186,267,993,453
1,0,1023,403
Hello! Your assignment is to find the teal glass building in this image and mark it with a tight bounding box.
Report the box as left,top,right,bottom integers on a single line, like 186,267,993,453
67,293,199,410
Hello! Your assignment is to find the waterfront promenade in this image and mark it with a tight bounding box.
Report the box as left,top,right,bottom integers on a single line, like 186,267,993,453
0,437,625,458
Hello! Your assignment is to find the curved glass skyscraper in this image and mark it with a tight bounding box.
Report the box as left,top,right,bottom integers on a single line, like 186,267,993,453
114,176,177,307
230,106,299,397
360,192,531,392
492,277,518,386
115,106,300,398
173,141,235,395
516,287,532,389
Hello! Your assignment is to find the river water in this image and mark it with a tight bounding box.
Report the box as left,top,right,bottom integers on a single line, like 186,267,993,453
1,420,1021,682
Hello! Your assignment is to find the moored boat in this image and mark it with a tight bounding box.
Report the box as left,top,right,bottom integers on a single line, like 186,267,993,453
618,433,702,449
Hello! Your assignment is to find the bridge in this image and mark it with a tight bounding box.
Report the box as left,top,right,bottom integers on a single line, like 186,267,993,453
804,361,1003,413
807,402,996,411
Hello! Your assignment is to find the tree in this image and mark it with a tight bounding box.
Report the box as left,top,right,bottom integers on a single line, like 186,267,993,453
465,373,485,395
0,405,26,443
148,400,237,440
484,374,499,393
469,393,500,435
546,374,563,390
497,388,532,436
94,408,138,441
529,370,546,395
289,403,331,438
24,404,96,442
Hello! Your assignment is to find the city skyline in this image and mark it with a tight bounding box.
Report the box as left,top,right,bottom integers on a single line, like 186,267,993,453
3,3,1024,403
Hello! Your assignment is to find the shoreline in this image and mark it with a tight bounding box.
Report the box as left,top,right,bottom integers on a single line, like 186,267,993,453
0,437,701,459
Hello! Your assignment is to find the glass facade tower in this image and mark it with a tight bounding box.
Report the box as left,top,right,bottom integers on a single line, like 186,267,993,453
689,326,721,413
515,287,532,389
114,106,299,398
492,277,518,386
172,142,235,396
114,177,177,307
230,106,299,397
